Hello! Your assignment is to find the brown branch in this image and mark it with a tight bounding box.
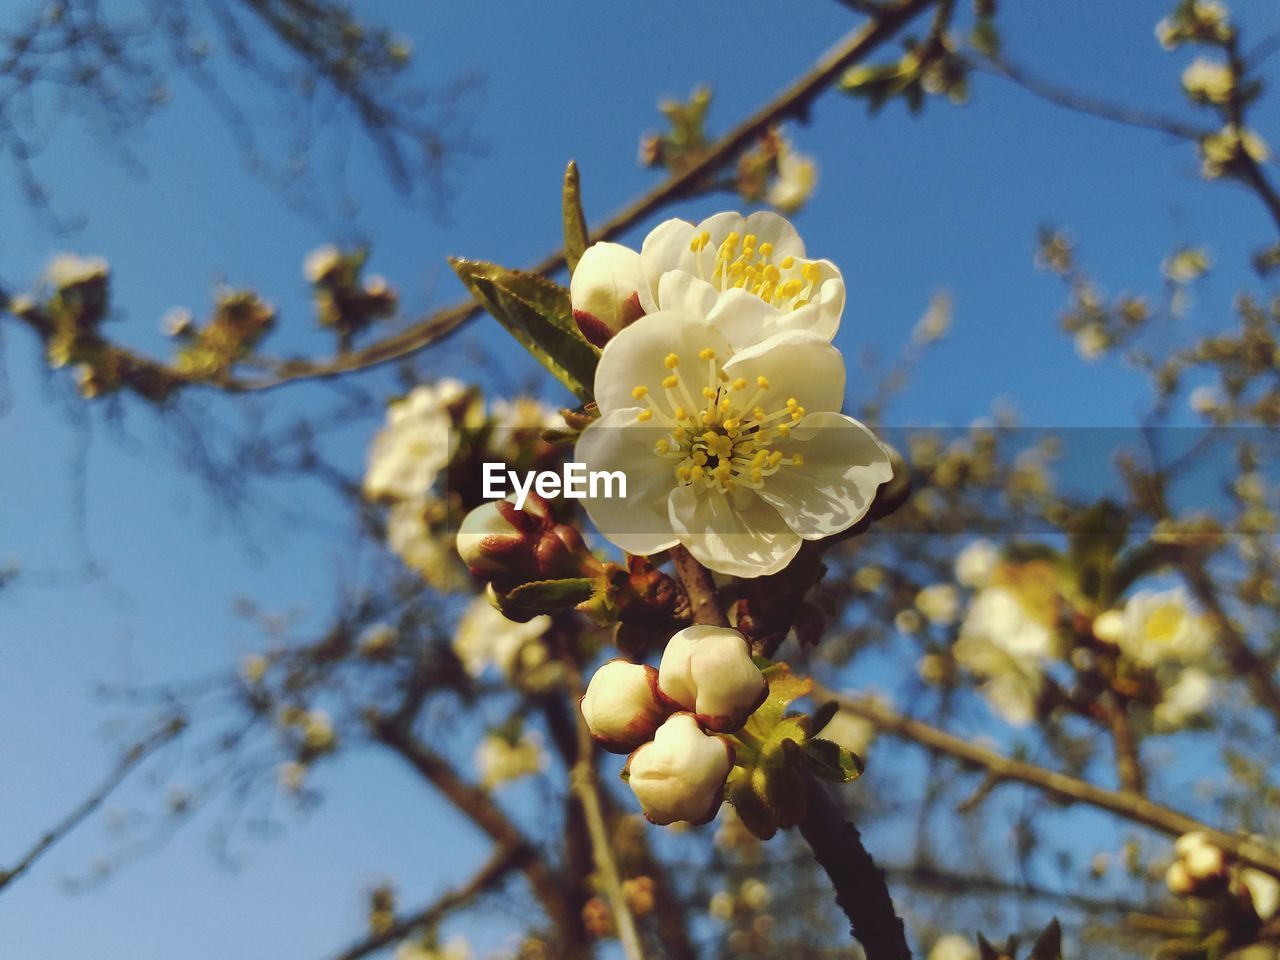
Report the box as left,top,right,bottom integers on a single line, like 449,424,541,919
669,548,912,959
798,777,913,959
367,713,587,958
1222,35,1280,237
819,686,1280,877
668,545,729,628
1106,695,1146,796
564,665,647,960
978,53,1210,143
4,0,938,398
324,842,524,960
0,717,184,892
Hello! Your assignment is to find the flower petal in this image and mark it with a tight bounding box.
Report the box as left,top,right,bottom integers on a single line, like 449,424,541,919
657,270,720,318
705,287,788,350
739,210,805,260
754,412,892,540
592,310,730,417
721,330,847,415
668,484,801,577
640,219,715,308
576,409,680,556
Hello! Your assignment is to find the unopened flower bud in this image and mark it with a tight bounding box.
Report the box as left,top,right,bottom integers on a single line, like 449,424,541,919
1241,867,1280,920
580,660,670,754
928,934,979,960
624,713,733,825
1092,609,1125,644
456,499,533,576
569,242,646,347
1166,861,1194,896
657,626,767,733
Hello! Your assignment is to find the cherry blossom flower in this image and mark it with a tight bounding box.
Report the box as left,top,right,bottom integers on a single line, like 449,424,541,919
1094,587,1213,667
363,380,468,501
575,305,891,576
928,934,979,960
954,586,1056,725
570,210,847,349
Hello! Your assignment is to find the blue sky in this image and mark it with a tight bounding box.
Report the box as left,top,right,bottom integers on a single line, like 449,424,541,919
1,1,1278,957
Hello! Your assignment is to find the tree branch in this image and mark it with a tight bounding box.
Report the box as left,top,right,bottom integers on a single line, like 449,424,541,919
3,0,939,398
819,686,1280,877
565,664,647,960
324,842,524,960
367,713,587,958
0,717,184,892
669,548,912,959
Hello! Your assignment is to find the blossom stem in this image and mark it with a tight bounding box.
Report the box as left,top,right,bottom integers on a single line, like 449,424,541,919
668,546,913,960
669,545,729,627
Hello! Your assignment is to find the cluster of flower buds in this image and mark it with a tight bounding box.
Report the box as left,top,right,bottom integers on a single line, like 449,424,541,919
171,288,277,379
579,626,767,825
1167,832,1280,922
456,494,601,596
1156,0,1232,50
303,245,398,348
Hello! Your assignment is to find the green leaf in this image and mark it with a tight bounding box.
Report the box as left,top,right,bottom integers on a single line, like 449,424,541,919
504,577,596,611
749,663,813,732
450,258,598,401
725,767,778,840
810,699,839,737
801,737,865,783
562,161,590,275
976,935,1001,960
1028,919,1062,960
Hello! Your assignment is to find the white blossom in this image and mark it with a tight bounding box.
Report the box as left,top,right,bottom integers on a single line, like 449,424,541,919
915,583,960,625
954,587,1055,725
45,253,109,289
474,730,546,789
575,274,890,575
954,539,999,588
1154,667,1213,731
452,595,553,684
1107,587,1213,667
363,381,467,502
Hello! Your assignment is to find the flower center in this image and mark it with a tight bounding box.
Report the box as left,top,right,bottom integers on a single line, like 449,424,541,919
1143,604,1184,645
631,348,805,494
687,231,821,312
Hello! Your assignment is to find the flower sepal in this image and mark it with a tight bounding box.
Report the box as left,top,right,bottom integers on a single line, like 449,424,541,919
722,662,824,840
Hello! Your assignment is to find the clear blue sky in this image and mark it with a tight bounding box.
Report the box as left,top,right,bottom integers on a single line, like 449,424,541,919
1,1,1277,957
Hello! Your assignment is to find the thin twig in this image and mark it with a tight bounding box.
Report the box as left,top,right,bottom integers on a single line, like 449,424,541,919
819,686,1280,877
368,713,586,957
324,843,524,960
566,664,647,960
4,0,938,397
978,53,1209,143
0,717,184,892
